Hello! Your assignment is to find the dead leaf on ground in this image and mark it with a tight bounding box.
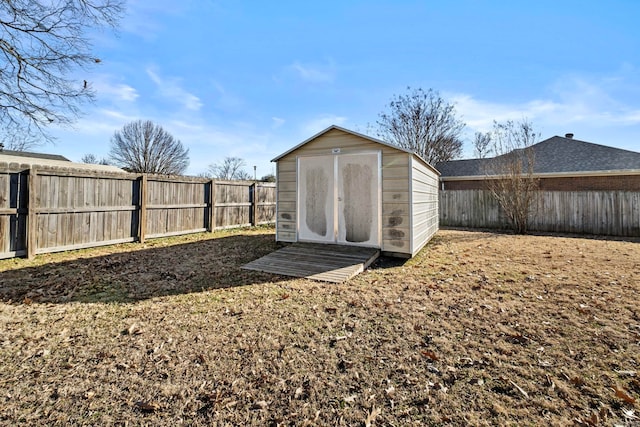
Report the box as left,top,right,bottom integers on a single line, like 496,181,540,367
614,370,637,377
344,394,357,404
135,401,160,412
509,380,529,399
365,406,381,427
123,323,142,335
570,376,586,387
250,400,268,410
574,411,599,426
421,350,439,361
613,386,636,404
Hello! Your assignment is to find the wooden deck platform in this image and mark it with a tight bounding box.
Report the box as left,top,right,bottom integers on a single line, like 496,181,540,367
242,243,380,283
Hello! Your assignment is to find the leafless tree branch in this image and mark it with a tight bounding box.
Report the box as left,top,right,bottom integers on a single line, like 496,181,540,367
108,120,189,175
376,87,465,165
206,157,251,180
0,0,124,149
485,119,540,234
473,131,492,159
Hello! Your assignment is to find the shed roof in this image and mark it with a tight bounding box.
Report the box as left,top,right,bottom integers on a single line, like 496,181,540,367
437,135,640,178
272,125,439,174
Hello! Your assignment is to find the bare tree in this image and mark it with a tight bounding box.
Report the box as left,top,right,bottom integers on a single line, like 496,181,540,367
473,131,492,159
1,124,40,151
376,87,465,164
0,0,124,149
260,173,276,183
109,120,189,175
485,120,540,234
206,157,251,180
81,153,110,165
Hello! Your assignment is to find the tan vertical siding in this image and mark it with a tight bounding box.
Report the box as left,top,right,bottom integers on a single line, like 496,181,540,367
381,153,411,255
410,157,440,256
275,160,297,242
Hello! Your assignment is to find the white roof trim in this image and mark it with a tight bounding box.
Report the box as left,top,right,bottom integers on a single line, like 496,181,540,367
271,124,439,175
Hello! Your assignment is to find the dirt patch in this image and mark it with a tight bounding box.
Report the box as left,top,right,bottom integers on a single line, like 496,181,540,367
0,227,639,425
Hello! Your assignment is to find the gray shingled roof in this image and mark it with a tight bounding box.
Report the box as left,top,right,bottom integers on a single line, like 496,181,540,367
436,135,640,177
0,149,71,161
0,150,125,173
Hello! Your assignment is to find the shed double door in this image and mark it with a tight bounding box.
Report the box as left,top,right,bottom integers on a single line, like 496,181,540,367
297,152,380,247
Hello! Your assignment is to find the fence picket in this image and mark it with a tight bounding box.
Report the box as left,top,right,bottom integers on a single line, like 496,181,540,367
440,190,640,237
0,166,276,259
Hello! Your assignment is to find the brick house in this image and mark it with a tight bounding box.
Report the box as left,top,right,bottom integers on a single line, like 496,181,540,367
436,134,640,191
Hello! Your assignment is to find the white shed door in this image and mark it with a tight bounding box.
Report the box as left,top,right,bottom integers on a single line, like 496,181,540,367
298,155,335,243
298,152,380,247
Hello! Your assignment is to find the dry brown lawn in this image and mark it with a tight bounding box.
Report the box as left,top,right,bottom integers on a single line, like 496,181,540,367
0,226,639,426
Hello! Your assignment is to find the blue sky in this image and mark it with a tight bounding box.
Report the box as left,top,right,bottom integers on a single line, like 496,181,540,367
49,0,640,177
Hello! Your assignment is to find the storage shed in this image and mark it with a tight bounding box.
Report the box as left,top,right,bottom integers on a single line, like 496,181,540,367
272,125,440,258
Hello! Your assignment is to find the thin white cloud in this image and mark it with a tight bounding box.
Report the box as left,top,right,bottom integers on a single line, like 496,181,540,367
52,106,279,177
146,67,203,111
92,77,139,102
449,73,640,136
121,0,187,40
290,60,336,83
161,120,276,175
443,71,640,157
448,94,559,131
271,117,285,128
60,109,139,136
210,81,244,111
302,114,347,135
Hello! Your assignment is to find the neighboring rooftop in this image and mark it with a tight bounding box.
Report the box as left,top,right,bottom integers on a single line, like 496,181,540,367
0,148,124,173
437,135,640,177
0,148,70,162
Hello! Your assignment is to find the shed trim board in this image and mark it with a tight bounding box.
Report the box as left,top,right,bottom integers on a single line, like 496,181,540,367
407,155,415,256
272,125,440,176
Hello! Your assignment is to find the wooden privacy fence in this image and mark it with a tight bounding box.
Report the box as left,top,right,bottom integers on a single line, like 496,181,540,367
0,165,276,259
440,189,640,237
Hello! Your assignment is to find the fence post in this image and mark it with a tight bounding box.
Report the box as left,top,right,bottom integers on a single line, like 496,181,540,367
250,183,258,226
208,179,216,232
138,174,147,243
27,167,38,259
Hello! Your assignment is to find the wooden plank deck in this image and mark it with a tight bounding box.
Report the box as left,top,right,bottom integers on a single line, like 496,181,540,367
242,243,380,283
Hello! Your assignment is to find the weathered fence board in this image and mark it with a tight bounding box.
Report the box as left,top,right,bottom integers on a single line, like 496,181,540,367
0,165,276,259
440,190,640,237
0,170,28,259
32,172,139,254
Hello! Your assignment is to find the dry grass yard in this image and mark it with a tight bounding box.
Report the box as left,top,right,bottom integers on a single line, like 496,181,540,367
0,226,639,426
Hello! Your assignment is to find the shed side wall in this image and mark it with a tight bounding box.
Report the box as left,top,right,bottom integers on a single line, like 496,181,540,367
275,128,412,255
275,159,297,242
411,156,440,256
